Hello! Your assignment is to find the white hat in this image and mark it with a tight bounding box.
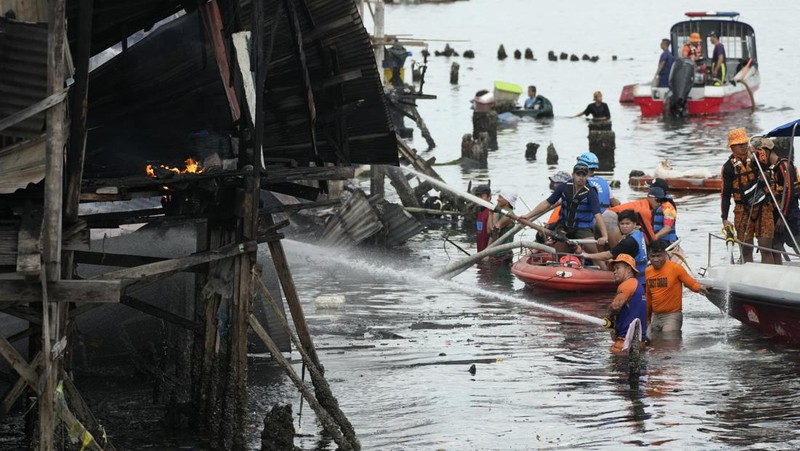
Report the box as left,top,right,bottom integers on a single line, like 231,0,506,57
498,191,517,208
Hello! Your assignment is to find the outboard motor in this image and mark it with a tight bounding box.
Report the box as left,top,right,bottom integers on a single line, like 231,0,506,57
665,58,695,117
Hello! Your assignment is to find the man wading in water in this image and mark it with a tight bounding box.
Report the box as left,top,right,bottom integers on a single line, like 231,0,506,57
606,254,647,353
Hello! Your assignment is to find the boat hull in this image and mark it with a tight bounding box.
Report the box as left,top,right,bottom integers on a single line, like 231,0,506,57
631,68,760,116
511,253,616,292
629,175,722,192
704,264,800,345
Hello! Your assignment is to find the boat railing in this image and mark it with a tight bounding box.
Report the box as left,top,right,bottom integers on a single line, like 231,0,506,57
705,232,800,268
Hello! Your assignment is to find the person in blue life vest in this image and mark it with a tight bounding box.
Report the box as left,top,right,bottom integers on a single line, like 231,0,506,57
646,186,679,244
579,209,647,284
473,184,492,253
519,163,609,264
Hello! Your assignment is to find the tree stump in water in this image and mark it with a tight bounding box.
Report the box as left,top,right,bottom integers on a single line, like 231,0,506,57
450,62,460,85
472,111,498,150
462,133,489,168
497,44,507,60
546,143,558,165
525,142,539,160
524,48,534,60
261,404,299,451
588,120,615,171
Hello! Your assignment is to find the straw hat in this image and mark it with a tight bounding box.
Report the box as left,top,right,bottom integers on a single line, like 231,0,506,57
726,128,749,148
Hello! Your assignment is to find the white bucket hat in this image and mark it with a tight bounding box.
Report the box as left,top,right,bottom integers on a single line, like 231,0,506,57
498,191,517,208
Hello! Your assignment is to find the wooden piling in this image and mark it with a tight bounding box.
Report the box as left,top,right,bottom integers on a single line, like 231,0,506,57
450,62,460,84
588,120,616,171
472,111,498,150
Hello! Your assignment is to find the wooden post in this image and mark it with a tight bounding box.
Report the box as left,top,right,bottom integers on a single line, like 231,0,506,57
64,0,93,222
264,217,323,372
40,0,67,447
374,0,385,84
370,165,385,198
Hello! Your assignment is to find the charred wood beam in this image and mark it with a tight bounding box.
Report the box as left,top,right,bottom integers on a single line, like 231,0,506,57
64,0,94,222
120,295,202,334
73,250,168,268
78,207,165,227
199,0,240,122
0,280,122,303
0,333,38,386
60,371,116,450
263,182,320,201
1,306,42,324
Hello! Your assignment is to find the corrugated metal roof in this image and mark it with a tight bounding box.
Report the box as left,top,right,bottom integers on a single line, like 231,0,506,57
376,201,424,247
320,189,383,247
251,0,398,166
0,19,48,139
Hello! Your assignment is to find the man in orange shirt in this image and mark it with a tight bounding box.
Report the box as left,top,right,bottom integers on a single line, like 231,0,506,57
645,240,710,336
607,254,647,353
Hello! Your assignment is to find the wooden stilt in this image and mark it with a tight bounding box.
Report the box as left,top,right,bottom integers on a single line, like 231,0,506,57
252,272,360,449
264,216,323,372
248,315,352,451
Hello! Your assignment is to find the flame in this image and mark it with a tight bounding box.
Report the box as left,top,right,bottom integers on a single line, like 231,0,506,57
146,158,205,179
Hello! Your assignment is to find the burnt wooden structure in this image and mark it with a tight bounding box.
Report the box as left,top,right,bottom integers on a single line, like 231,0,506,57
0,0,397,448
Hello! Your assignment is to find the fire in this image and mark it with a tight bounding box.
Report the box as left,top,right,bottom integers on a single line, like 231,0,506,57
146,158,205,179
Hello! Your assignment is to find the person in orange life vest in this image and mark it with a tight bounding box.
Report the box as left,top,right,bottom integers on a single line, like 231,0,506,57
752,137,800,262
473,184,492,253
645,239,710,336
681,32,703,62
721,128,775,264
520,164,609,261
607,253,647,354
646,186,679,244
580,209,647,284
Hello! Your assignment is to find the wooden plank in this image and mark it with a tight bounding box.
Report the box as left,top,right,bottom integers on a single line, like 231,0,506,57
0,280,122,303
16,206,42,276
0,90,68,134
0,352,41,418
94,240,257,283
120,296,202,334
0,228,18,266
73,250,167,268
0,333,37,387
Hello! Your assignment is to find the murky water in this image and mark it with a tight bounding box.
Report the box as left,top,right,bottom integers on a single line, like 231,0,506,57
252,1,800,450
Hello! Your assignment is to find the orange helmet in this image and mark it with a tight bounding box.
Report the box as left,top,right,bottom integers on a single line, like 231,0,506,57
610,254,639,274
690,32,701,43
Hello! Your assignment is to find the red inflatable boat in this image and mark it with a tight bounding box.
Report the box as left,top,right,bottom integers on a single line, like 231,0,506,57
511,253,617,292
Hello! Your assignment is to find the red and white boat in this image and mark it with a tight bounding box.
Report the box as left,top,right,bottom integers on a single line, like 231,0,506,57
626,12,759,116
511,253,616,292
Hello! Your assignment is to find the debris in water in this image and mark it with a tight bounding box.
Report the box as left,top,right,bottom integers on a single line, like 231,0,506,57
468,364,476,375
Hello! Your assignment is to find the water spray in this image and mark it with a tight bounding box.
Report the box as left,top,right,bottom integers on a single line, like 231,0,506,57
284,240,610,328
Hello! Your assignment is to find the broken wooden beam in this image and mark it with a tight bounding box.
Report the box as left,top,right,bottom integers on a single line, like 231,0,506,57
0,279,122,304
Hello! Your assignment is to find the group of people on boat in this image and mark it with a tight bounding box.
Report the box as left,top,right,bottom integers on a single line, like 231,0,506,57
473,149,714,353
656,30,727,87
721,128,800,265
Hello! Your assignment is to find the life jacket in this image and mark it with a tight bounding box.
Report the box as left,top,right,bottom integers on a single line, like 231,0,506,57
629,229,648,283
610,199,657,244
614,279,647,342
558,182,595,230
588,176,611,211
730,156,760,205
768,158,800,200
652,200,678,243
682,43,702,62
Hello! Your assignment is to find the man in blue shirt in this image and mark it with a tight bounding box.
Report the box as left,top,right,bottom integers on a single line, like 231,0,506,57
709,31,726,82
654,38,674,88
519,163,609,262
